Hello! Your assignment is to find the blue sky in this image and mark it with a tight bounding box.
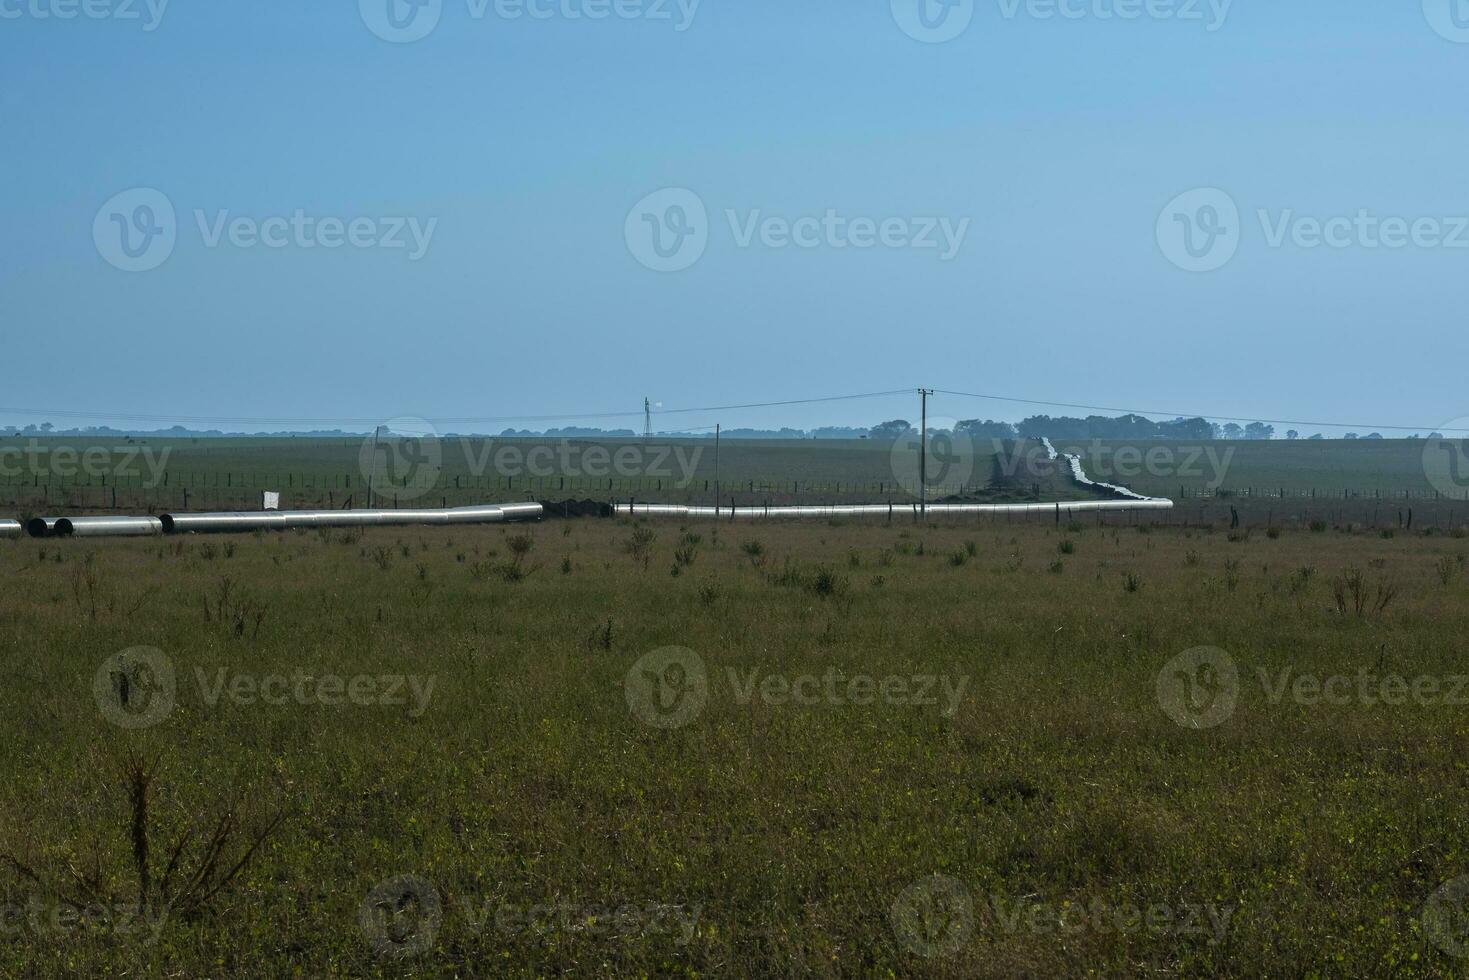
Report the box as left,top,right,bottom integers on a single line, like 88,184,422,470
3,1,1467,435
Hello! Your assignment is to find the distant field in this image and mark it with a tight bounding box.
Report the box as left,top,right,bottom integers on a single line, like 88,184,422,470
0,435,1459,517
4,519,1469,975
1052,439,1449,498
0,435,1095,514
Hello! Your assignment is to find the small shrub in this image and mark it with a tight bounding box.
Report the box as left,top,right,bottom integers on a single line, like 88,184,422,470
1123,572,1142,593
1059,540,1075,555
1435,556,1457,586
1332,566,1399,617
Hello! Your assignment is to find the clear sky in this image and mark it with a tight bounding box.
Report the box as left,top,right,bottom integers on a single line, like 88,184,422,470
3,1,1467,435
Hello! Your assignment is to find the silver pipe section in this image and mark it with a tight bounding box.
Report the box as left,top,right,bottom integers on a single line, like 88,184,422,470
160,502,541,535
489,503,544,522
55,516,164,538
615,500,1173,520
0,519,21,539
1040,437,1171,503
617,439,1174,520
26,517,62,538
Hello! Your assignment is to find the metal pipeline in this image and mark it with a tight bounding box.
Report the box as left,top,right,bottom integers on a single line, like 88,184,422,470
481,503,543,522
618,443,1173,520
160,503,541,535
55,516,164,538
0,519,21,539
616,499,1173,520
26,517,62,538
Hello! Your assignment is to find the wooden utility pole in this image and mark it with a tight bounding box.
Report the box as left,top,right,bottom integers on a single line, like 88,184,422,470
919,388,933,517
366,425,384,509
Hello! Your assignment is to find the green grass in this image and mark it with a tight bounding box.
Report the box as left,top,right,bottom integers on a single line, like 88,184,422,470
1056,438,1448,498
2,520,1469,975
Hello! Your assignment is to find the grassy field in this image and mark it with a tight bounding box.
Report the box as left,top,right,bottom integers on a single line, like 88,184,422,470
1053,438,1452,498
0,435,1096,515
1,433,1462,521
3,515,1469,976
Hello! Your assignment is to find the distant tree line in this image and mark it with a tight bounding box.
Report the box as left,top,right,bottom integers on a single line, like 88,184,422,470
864,416,1413,442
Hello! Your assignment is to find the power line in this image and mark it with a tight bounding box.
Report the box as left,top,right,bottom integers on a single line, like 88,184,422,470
933,389,1469,435
0,390,912,430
